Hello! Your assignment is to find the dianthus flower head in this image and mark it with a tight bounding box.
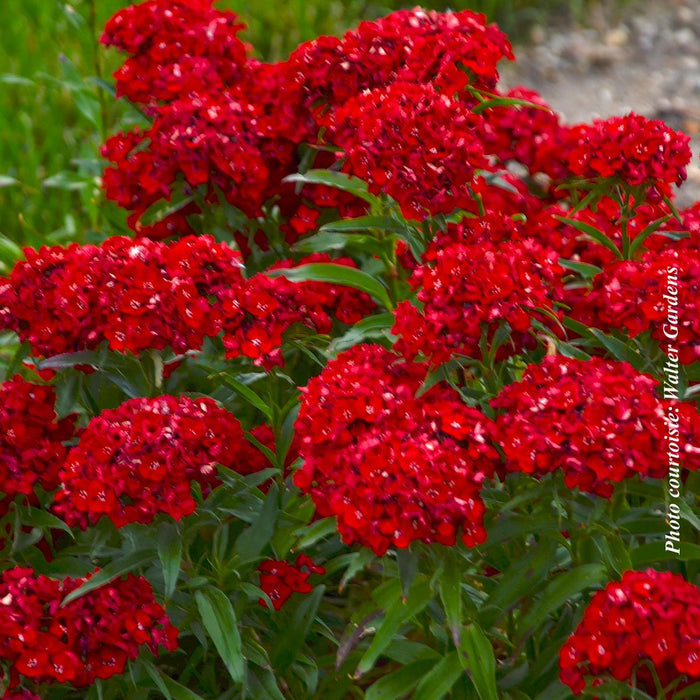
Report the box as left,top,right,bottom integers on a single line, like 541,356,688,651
258,554,325,611
566,112,691,190
0,235,244,357
220,254,376,369
480,86,570,180
560,569,700,695
102,0,248,105
289,8,512,110
572,246,700,364
0,567,177,689
491,356,700,496
53,395,258,528
101,88,300,233
322,81,489,220
392,237,563,365
293,344,500,556
0,376,76,507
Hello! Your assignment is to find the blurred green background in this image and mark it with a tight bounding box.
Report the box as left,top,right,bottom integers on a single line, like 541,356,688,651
0,0,609,256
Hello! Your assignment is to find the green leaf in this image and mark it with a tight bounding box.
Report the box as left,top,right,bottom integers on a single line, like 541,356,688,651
38,350,103,370
472,96,550,114
365,660,437,700
652,229,690,242
0,234,23,270
143,661,206,700
157,521,183,598
216,373,273,420
273,584,326,670
142,659,175,700
627,215,673,257
556,341,592,360
292,230,389,257
554,216,623,259
319,215,413,237
356,576,432,677
631,542,700,566
413,651,464,700
285,170,377,204
482,540,556,624
562,316,594,338
339,549,375,593
519,564,606,636
588,329,646,370
296,517,338,549
328,313,396,355
558,258,603,279
234,483,279,563
61,550,154,606
669,681,700,699
439,552,463,646
268,263,393,310
396,548,419,601
43,171,90,191
580,678,655,699
458,625,498,700
19,507,74,539
140,194,195,226
72,90,101,128
195,587,245,683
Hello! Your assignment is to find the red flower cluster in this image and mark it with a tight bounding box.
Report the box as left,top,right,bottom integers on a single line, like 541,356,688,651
0,235,243,357
293,344,500,556
480,86,570,181
0,238,374,367
101,0,247,105
258,554,325,610
0,567,177,688
572,247,700,364
491,356,700,496
392,237,563,365
102,6,515,238
101,68,306,237
567,112,691,190
560,569,700,695
324,82,488,219
0,376,75,507
289,8,513,110
53,395,256,528
220,254,376,369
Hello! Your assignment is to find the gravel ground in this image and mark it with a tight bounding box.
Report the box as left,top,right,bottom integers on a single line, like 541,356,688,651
500,0,700,206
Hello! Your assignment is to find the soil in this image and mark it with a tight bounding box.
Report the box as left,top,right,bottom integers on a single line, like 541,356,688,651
500,0,700,206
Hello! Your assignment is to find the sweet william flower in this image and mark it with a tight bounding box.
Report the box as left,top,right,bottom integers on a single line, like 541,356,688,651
258,554,325,611
0,376,76,513
289,7,513,110
102,0,248,105
566,112,691,190
0,235,245,358
560,569,700,696
293,344,500,556
220,254,376,369
392,236,563,365
0,567,177,689
323,81,489,220
491,356,700,496
53,395,260,528
572,246,700,364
